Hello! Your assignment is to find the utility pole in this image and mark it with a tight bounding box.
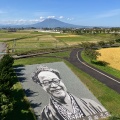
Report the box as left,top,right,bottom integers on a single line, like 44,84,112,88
12,39,16,52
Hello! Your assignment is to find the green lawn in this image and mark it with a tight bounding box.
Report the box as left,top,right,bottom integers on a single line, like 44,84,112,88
13,51,120,119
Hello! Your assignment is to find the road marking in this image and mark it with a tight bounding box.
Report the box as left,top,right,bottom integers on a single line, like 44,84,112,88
76,51,120,84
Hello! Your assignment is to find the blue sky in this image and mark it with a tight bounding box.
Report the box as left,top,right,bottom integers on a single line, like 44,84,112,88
0,0,120,27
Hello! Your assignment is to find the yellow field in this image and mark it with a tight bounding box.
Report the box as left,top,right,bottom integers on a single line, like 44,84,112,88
97,48,120,70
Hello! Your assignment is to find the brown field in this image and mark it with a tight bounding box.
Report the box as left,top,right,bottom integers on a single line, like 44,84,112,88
97,48,120,70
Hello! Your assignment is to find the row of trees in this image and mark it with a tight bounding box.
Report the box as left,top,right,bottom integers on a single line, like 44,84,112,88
0,55,15,120
80,38,120,50
62,27,120,34
2,26,120,34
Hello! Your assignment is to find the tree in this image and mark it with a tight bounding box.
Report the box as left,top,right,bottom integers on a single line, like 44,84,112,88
0,54,14,93
81,42,97,50
85,49,101,62
81,42,91,50
97,41,106,47
115,38,120,43
0,54,14,120
107,40,115,46
0,93,13,120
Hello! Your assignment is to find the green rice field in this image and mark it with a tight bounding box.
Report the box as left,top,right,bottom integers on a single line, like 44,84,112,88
0,30,119,54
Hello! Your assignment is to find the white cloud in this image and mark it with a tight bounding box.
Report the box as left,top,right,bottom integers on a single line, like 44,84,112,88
0,15,75,25
0,19,43,25
67,18,70,20
40,16,44,19
96,9,120,18
39,16,45,21
59,16,63,19
47,16,55,19
67,17,74,21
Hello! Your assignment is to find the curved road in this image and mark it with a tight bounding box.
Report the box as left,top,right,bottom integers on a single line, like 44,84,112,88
67,48,120,94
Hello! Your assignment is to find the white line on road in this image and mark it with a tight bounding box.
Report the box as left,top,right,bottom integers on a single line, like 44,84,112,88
76,51,120,84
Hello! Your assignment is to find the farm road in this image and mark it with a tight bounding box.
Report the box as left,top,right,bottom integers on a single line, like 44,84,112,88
67,48,120,94
0,42,6,59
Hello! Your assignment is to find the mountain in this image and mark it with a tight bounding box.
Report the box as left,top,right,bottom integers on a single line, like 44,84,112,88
30,18,85,28
0,18,88,28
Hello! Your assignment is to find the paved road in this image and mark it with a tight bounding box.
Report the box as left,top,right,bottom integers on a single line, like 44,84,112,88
0,42,6,59
67,48,120,94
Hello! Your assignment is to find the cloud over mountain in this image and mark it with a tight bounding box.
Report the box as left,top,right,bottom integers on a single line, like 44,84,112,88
0,18,87,28
29,18,84,28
